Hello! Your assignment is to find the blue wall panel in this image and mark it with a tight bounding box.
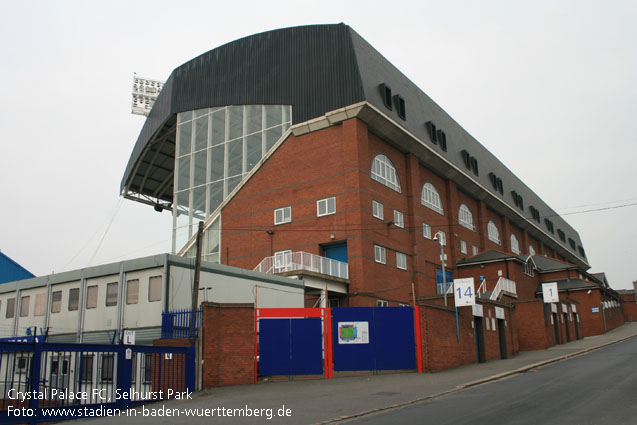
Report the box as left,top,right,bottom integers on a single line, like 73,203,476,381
290,318,323,375
374,307,416,370
332,307,375,371
332,307,416,372
259,319,290,375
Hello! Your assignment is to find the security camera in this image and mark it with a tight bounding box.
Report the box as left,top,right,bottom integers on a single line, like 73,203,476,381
433,234,439,241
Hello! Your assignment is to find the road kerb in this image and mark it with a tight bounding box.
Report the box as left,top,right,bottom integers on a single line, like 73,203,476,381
315,332,637,425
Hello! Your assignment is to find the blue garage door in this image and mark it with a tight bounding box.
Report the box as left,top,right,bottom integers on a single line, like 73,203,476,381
259,318,323,376
332,307,416,372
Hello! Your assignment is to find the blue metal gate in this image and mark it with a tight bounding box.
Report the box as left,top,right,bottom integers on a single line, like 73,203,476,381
0,340,195,424
332,307,416,372
259,318,323,376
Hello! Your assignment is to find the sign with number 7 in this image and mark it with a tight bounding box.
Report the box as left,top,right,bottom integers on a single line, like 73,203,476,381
453,278,475,307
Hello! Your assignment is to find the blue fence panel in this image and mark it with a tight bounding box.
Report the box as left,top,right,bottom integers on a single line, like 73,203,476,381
331,307,416,372
0,340,195,424
290,318,323,375
373,307,416,370
332,307,375,371
161,309,201,339
259,319,291,375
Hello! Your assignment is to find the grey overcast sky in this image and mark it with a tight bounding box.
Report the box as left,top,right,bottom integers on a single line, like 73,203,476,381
1,1,635,289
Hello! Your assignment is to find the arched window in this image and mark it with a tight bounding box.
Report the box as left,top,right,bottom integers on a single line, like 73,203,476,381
371,154,401,192
510,234,520,254
458,204,474,230
529,245,536,256
421,183,444,214
487,221,500,244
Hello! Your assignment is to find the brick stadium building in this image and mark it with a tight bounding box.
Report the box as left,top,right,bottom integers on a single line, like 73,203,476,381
121,24,624,350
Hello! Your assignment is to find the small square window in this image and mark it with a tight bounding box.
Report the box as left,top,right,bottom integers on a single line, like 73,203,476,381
51,291,62,313
148,276,162,302
69,288,80,311
101,354,114,382
274,206,291,225
105,282,118,307
6,298,15,319
372,200,384,220
317,197,336,217
126,279,139,305
437,231,447,246
472,246,479,256
423,223,431,239
380,84,392,110
394,95,406,120
34,293,45,317
396,252,407,270
460,240,467,254
374,245,386,264
377,299,389,307
86,285,98,309
20,296,30,317
393,210,404,228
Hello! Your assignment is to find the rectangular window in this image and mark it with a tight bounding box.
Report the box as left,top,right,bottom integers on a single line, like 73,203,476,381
100,354,114,382
438,230,447,246
374,245,386,264
69,288,80,311
80,354,94,383
126,279,139,305
460,240,467,254
372,200,384,220
20,296,30,317
274,250,292,269
148,276,162,302
317,197,336,217
106,282,118,307
523,261,534,277
472,246,479,256
377,299,389,307
51,291,62,313
274,206,292,225
6,298,15,318
34,293,45,317
396,252,407,270
144,353,153,383
393,210,404,228
86,285,98,309
423,223,431,239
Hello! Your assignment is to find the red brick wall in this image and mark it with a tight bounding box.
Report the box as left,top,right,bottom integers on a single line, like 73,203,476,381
564,290,606,337
201,302,255,387
621,293,637,322
513,299,553,350
417,301,516,371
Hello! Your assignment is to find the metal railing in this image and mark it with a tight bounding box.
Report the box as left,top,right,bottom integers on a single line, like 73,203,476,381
490,277,517,301
253,251,349,280
161,309,202,339
0,340,195,424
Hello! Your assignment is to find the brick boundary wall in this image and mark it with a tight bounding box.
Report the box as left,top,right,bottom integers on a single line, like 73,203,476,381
201,302,255,388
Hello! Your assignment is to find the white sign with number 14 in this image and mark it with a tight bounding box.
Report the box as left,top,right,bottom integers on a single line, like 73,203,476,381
454,278,476,307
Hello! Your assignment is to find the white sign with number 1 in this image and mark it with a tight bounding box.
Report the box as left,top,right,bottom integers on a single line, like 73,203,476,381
542,282,559,303
454,278,476,307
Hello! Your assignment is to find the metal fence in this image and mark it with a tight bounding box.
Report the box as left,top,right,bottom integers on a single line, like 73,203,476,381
0,340,195,424
253,251,349,280
161,309,202,339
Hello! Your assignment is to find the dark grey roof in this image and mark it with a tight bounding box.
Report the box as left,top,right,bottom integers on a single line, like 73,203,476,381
456,250,518,266
120,23,588,268
535,278,597,294
531,255,578,272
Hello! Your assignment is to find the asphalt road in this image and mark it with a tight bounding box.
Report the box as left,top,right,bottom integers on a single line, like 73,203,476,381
346,337,637,425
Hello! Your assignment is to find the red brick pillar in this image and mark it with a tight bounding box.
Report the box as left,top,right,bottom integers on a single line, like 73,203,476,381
201,302,255,388
476,201,488,252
